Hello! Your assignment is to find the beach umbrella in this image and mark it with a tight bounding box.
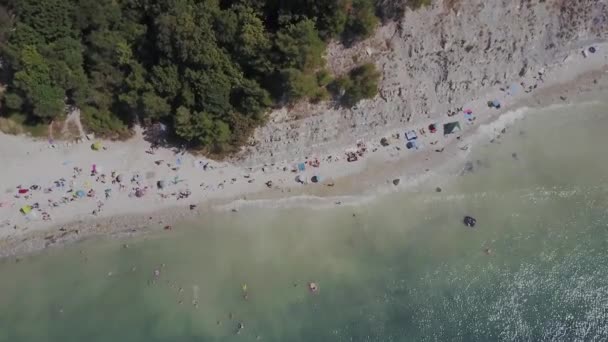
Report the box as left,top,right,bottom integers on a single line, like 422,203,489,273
492,100,501,108
297,163,306,172
380,137,389,146
18,188,29,194
75,190,86,198
157,180,166,189
20,205,32,215
135,189,145,198
116,174,123,183
91,142,103,151
405,130,417,141
311,175,321,183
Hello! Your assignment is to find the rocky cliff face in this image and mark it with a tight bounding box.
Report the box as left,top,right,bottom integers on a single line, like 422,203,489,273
236,0,608,166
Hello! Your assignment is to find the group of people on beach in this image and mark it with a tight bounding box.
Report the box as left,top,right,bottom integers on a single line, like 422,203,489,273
0,101,473,233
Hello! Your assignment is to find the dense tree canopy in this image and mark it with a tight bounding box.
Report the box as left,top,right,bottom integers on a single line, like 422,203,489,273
0,0,414,151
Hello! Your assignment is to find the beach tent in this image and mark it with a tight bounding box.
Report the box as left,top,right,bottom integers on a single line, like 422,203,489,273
297,163,306,172
75,190,86,198
20,205,32,215
443,122,462,135
91,142,103,151
405,130,418,141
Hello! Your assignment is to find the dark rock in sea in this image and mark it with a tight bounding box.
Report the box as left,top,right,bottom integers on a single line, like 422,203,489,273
435,187,442,192
463,216,477,228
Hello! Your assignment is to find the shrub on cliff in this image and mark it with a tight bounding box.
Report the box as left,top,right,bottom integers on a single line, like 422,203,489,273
331,63,381,107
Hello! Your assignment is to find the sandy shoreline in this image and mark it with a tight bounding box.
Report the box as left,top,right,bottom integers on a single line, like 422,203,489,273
1,39,607,259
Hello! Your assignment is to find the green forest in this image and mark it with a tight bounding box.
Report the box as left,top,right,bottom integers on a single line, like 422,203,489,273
0,0,425,151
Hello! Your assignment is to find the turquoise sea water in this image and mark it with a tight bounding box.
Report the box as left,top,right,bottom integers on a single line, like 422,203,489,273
1,101,608,341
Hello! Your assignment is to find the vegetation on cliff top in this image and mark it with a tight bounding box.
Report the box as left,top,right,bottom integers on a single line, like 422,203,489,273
0,0,424,151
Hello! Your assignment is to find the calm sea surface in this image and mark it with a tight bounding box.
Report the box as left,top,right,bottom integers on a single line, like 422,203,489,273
1,101,608,341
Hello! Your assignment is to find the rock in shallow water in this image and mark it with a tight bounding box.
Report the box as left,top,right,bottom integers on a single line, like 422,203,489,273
463,216,477,228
